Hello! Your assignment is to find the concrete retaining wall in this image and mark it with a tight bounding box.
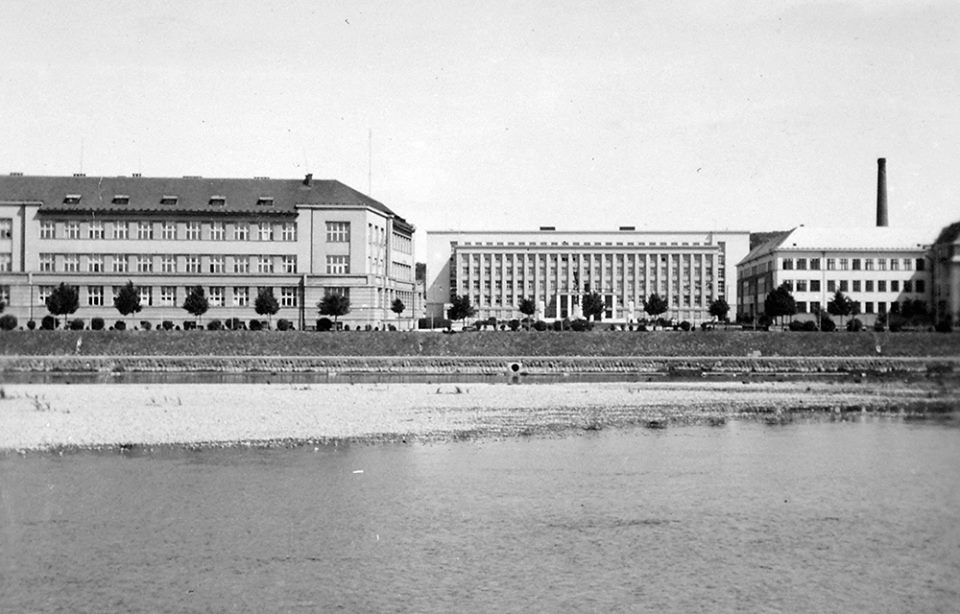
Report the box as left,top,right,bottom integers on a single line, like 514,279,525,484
1,355,957,375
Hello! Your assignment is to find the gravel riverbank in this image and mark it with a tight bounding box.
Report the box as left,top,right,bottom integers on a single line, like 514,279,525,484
2,379,957,451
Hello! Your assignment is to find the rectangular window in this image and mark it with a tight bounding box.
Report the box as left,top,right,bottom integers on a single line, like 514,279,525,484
161,222,176,240
137,221,153,240
40,253,54,272
234,224,249,241
864,259,874,271
137,255,153,273
112,254,128,273
138,287,152,306
0,254,10,272
890,259,900,271
916,280,926,293
233,287,249,306
809,258,820,270
878,280,887,292
810,279,821,292
38,285,54,305
40,220,56,239
796,301,806,313
795,280,808,292
66,221,80,240
209,286,224,306
280,287,297,307
839,280,848,292
210,221,225,241
185,221,201,240
113,221,128,240
903,258,913,271
325,287,350,300
186,256,201,273
160,286,177,306
326,255,350,274
233,256,249,274
865,301,874,314
258,223,273,241
161,255,177,273
865,280,874,292
915,258,925,271
88,254,103,272
839,258,848,271
281,223,296,242
810,300,820,314
326,222,350,242
64,254,79,272
781,258,793,270
852,258,861,271
257,256,273,273
796,258,807,270
852,280,861,292
0,285,9,304
209,255,224,273
877,258,887,271
891,280,899,292
281,255,297,274
903,280,912,293
826,258,836,270
87,286,103,306
89,220,104,239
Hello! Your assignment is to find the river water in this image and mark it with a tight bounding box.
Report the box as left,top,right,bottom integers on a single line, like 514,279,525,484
2,419,959,613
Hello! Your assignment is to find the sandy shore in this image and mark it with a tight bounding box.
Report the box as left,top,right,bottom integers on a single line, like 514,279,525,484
1,379,957,451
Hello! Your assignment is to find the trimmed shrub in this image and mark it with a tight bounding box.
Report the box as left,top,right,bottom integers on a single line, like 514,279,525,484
0,314,18,330
533,320,548,331
26,320,36,330
819,316,836,332
182,321,195,331
316,317,333,332
114,320,127,331
637,323,648,332
387,324,397,331
91,317,105,331
162,320,175,331
846,318,864,332
41,315,57,330
552,320,563,332
679,321,692,331
140,321,153,331
69,318,84,330
207,319,222,331
935,318,953,333
508,319,520,331
276,318,292,331
570,318,588,332
248,319,263,331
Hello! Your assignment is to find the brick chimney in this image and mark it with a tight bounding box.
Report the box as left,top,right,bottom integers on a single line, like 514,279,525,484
876,158,888,227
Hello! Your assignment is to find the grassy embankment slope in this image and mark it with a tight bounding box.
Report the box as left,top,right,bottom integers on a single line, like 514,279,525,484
0,329,957,357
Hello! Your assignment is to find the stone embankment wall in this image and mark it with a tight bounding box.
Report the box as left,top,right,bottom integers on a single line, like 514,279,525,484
1,355,957,375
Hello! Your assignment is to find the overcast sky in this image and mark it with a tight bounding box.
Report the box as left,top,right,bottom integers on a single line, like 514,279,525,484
3,1,958,259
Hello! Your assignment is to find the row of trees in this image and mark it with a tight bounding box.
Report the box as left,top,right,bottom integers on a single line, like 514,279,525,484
446,292,731,328
37,281,408,329
761,282,931,329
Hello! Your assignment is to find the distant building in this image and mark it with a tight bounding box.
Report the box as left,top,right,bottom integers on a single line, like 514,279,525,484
931,221,960,328
736,225,932,324
426,228,749,324
0,173,416,329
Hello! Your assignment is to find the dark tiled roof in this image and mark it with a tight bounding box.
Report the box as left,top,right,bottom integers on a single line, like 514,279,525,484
934,221,960,245
0,174,410,226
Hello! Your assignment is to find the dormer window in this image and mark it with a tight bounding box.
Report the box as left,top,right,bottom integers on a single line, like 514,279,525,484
63,194,81,204
112,194,130,205
209,195,226,206
160,195,178,205
257,196,274,206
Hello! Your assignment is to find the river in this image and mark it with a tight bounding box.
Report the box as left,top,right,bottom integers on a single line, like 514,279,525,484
2,418,959,613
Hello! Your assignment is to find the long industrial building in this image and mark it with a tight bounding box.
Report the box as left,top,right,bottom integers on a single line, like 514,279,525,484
426,228,750,324
0,173,417,329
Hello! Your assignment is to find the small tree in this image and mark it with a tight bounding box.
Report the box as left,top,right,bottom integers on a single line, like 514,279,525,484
581,291,605,322
114,281,142,322
318,292,350,327
182,285,209,324
708,298,730,323
518,297,536,321
764,283,797,327
827,290,853,330
390,298,405,326
46,283,79,321
255,287,280,324
644,293,668,322
447,294,477,329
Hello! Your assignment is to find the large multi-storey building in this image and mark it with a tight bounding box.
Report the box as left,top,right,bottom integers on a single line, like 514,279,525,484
736,225,932,325
931,221,960,327
0,173,416,329
426,228,749,324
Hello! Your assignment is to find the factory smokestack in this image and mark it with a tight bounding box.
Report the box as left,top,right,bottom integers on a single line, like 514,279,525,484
876,158,888,227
